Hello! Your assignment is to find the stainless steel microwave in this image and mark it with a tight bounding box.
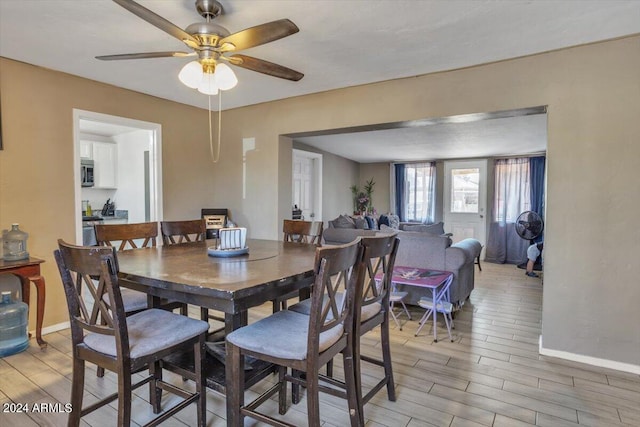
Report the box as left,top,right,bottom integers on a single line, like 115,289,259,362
81,159,94,187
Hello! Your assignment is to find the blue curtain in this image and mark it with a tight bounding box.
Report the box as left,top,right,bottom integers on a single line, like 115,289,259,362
529,156,545,216
394,164,405,221
529,156,546,242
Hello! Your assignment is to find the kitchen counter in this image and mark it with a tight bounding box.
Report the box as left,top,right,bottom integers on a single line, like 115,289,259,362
82,210,128,245
96,209,129,222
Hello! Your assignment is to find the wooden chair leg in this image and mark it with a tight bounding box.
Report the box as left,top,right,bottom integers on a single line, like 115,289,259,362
69,358,85,427
226,342,244,427
149,360,162,413
380,316,396,401
195,335,206,427
278,366,288,415
118,367,133,427
180,303,188,316
305,364,322,427
342,346,363,427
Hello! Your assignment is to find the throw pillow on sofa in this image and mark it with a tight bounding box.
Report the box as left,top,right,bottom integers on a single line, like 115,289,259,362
365,215,378,230
332,214,356,229
387,214,400,229
354,217,369,229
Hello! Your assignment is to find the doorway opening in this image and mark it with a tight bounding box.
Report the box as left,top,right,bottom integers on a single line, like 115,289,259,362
292,149,323,221
444,159,488,245
72,109,163,244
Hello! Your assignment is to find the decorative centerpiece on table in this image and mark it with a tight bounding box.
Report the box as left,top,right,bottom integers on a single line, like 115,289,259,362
207,227,248,257
350,178,376,216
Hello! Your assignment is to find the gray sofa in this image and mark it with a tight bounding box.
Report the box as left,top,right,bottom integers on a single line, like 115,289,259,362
323,215,378,245
390,230,481,308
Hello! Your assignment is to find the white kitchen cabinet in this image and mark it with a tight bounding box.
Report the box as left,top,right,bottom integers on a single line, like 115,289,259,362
80,140,93,159
92,142,118,189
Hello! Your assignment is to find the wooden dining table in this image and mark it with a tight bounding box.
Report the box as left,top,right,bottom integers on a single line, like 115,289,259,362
115,238,317,396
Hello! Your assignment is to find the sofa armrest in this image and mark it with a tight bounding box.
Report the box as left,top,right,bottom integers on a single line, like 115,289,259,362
451,238,482,260
444,246,470,272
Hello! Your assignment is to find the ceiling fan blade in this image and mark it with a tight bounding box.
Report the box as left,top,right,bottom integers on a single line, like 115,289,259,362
228,54,303,81
96,51,196,60
220,19,299,52
113,0,200,48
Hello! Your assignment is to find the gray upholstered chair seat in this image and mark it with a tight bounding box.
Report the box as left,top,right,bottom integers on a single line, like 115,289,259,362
84,308,209,358
288,292,382,323
226,310,344,360
103,287,148,312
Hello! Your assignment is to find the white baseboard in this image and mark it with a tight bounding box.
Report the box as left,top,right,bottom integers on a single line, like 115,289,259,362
539,335,640,375
31,321,70,338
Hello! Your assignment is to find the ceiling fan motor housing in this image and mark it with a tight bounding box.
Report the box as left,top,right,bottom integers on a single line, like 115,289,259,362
196,0,223,20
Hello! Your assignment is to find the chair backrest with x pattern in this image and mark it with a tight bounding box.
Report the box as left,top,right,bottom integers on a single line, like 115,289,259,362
160,219,206,245
359,234,400,322
307,240,365,354
95,222,158,251
283,219,324,245
54,240,130,355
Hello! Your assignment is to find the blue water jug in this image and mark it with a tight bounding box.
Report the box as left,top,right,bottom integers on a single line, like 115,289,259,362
0,291,29,357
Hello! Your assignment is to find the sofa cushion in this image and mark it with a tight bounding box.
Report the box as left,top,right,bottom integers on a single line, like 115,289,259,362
332,214,356,229
387,214,400,229
365,215,378,230
323,228,378,245
402,221,445,235
354,217,369,230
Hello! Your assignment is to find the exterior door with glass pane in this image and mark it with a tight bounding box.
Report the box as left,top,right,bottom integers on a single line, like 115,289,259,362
444,160,487,247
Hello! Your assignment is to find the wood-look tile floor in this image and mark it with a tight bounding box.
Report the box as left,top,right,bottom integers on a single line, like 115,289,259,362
1,262,639,426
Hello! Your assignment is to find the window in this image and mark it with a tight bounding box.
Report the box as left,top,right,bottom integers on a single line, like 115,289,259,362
450,168,480,213
403,163,436,222
493,158,531,222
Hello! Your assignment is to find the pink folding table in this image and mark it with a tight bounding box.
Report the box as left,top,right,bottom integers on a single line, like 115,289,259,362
388,266,454,342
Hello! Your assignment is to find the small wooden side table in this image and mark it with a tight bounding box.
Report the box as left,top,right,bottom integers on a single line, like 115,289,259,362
0,257,47,349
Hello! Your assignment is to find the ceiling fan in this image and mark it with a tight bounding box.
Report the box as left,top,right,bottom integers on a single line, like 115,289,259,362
97,0,304,94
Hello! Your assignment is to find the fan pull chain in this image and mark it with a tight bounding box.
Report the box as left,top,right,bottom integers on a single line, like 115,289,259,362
208,93,222,163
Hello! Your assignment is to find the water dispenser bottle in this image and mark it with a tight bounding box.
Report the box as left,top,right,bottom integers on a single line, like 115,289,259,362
0,291,29,357
2,223,29,261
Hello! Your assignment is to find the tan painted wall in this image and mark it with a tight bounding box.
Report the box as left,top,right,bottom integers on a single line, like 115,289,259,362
358,163,391,215
1,35,639,365
0,58,216,326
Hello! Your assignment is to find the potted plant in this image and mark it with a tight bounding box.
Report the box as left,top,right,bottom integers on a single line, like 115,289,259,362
350,178,375,215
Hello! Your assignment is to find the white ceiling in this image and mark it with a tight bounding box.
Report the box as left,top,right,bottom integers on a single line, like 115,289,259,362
2,1,638,162
293,112,548,163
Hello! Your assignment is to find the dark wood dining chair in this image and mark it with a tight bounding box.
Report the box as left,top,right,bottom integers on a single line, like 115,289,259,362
160,218,224,338
160,219,206,245
95,222,188,315
289,234,400,417
225,240,366,427
95,221,186,311
95,221,158,251
283,219,324,244
54,240,208,427
274,219,325,312
94,221,189,376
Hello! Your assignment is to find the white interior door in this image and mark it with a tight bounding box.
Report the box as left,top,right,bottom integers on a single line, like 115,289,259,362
444,160,487,246
292,149,322,221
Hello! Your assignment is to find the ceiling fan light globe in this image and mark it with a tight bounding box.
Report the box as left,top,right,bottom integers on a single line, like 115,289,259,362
198,72,219,95
214,63,238,90
179,61,204,88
